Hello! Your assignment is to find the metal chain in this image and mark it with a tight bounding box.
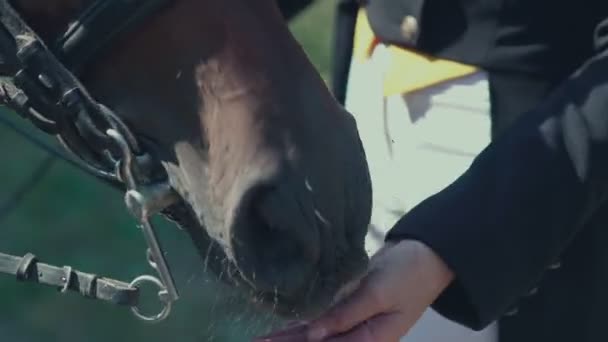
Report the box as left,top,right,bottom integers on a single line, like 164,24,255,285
107,129,180,323
0,115,181,323
0,126,181,323
0,0,184,324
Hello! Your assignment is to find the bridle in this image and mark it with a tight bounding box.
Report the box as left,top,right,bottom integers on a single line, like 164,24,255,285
0,0,187,323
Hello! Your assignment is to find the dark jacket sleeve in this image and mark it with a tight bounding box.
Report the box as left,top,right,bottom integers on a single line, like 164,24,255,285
385,17,608,330
275,0,315,20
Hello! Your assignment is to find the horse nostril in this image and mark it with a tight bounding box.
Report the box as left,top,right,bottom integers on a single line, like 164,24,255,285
231,182,321,296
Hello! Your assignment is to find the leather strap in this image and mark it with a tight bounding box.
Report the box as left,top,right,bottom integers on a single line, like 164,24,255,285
0,252,138,306
54,0,173,74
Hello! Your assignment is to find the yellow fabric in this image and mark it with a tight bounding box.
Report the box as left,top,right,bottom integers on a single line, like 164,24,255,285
353,9,478,97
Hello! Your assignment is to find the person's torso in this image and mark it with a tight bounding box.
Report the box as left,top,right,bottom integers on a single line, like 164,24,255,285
366,0,607,80
359,2,608,342
359,0,606,136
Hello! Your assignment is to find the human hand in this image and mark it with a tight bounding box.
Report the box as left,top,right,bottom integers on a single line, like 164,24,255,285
254,240,455,342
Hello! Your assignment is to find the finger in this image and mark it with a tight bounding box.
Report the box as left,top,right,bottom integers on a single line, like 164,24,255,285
325,312,410,342
252,333,308,342
252,332,308,342
308,276,387,341
253,322,308,341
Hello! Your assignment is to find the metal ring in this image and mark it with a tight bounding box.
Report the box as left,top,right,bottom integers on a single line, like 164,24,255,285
16,253,37,281
129,275,172,323
106,129,137,189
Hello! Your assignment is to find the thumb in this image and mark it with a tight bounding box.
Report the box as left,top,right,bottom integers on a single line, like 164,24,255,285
308,276,388,341
324,311,413,342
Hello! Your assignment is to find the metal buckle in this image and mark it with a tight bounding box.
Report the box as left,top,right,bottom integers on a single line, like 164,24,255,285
107,128,180,323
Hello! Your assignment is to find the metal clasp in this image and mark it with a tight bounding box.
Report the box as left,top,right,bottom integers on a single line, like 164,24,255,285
106,129,180,323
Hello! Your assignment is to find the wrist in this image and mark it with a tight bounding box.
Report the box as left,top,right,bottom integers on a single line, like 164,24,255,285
396,239,455,294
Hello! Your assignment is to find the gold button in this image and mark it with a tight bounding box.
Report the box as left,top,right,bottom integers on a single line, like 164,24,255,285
400,15,419,42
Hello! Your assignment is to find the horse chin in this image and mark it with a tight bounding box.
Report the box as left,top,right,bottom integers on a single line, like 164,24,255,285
227,244,368,320
161,197,368,319
217,273,336,320
247,261,367,320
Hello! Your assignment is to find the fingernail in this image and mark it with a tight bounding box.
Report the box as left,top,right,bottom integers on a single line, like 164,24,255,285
308,326,327,341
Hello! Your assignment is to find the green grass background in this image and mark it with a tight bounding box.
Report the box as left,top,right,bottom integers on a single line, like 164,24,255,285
0,2,335,341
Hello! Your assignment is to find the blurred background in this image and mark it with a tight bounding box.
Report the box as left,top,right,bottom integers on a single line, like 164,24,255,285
0,2,335,341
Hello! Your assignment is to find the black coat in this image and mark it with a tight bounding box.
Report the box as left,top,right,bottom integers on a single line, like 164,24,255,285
281,1,608,341
368,1,608,342
275,0,314,20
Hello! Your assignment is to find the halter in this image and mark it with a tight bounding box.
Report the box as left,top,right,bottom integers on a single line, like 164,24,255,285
0,0,183,323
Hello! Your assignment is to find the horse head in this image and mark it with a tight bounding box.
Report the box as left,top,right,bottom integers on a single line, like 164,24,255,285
12,0,372,318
